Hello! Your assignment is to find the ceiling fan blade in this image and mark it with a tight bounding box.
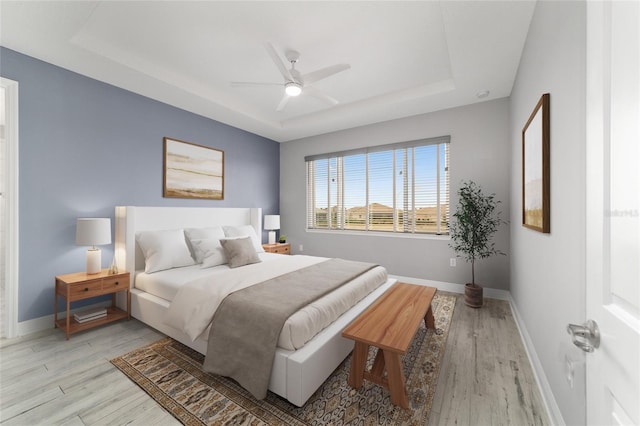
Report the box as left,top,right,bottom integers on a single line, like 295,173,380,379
276,94,290,112
230,82,282,88
303,86,339,106
265,42,294,82
302,64,350,85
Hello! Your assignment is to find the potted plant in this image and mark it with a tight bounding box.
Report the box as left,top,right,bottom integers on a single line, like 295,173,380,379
278,234,287,243
449,180,505,308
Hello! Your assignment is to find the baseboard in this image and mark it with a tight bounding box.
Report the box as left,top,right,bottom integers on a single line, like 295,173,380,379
15,275,560,425
508,295,565,426
16,300,112,337
389,274,511,300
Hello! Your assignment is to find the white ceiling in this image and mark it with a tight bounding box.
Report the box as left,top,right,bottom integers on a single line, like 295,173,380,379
0,1,535,142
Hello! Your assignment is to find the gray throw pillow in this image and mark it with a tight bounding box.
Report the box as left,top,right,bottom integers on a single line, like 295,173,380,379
220,237,262,268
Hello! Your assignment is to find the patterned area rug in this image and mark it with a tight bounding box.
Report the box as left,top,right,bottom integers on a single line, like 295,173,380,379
111,293,455,425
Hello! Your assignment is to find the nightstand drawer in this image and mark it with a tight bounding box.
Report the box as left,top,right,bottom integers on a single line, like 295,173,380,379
262,243,291,255
69,280,103,298
103,276,126,292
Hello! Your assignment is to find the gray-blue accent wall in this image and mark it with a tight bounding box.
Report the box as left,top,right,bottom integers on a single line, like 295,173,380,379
0,47,280,323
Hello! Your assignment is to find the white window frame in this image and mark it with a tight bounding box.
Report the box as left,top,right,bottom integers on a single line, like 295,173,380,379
305,136,450,236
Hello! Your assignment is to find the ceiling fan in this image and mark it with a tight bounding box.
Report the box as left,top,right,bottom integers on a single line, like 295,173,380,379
231,42,351,112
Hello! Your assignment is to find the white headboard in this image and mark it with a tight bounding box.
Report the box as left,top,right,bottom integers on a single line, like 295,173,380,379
115,206,262,287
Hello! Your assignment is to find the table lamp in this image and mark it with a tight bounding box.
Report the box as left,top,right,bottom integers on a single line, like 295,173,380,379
76,218,111,274
264,215,280,245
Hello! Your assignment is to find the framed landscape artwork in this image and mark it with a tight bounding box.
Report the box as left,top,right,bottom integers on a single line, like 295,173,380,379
163,137,224,200
522,93,550,233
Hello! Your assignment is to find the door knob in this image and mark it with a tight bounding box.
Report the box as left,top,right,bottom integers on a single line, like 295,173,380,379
567,319,600,352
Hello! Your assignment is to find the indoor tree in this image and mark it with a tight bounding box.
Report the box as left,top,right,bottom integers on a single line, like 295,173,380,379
449,180,505,307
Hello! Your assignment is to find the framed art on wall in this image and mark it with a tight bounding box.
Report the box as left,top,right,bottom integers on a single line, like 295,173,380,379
163,137,224,200
522,93,550,233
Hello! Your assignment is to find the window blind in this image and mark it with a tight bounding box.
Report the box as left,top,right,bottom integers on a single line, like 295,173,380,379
306,136,450,235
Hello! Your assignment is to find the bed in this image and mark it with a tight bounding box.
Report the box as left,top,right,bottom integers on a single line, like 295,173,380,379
114,206,395,406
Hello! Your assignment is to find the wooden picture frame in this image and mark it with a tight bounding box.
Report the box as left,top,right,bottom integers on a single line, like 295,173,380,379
522,93,550,233
163,137,224,200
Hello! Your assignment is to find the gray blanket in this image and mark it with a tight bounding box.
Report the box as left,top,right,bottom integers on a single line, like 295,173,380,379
202,258,377,399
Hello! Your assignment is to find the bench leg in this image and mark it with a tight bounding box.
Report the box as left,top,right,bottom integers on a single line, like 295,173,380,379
348,342,369,389
370,348,386,377
424,304,435,329
383,350,408,408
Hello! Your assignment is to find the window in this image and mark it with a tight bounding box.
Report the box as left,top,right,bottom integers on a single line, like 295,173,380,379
306,136,450,235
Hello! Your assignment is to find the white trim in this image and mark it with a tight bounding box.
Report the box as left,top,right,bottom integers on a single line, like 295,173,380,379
389,274,511,300
16,300,112,337
1,77,19,339
509,294,565,426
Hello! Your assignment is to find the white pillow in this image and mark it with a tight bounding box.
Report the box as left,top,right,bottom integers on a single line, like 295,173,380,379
184,227,226,263
136,229,195,273
223,225,265,253
189,238,227,268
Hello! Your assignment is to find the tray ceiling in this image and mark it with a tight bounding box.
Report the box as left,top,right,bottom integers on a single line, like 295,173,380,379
0,1,536,142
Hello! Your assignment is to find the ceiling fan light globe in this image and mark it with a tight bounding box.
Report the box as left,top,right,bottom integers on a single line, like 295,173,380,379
285,82,302,97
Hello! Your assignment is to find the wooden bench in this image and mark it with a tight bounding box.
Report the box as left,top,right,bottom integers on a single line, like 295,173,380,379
342,282,437,408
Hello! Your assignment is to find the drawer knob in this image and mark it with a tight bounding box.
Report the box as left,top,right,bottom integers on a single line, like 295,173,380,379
114,282,119,286
84,288,89,292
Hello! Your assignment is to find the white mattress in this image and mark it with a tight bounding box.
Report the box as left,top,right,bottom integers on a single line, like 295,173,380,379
135,263,228,301
134,253,388,350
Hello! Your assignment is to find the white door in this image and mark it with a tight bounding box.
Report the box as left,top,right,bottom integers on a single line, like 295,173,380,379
0,85,5,338
582,1,640,425
0,77,18,339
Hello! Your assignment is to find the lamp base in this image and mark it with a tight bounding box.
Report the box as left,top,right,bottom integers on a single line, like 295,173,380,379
268,231,276,245
86,248,101,274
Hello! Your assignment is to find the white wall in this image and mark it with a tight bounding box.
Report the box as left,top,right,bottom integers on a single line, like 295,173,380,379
509,2,586,425
281,98,511,290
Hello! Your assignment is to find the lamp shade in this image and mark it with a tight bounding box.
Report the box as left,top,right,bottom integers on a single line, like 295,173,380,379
264,215,280,231
76,218,111,246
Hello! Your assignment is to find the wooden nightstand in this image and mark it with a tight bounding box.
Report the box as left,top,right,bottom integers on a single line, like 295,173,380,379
262,243,291,255
54,269,130,340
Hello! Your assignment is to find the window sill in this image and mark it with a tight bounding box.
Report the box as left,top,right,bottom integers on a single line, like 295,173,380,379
305,228,451,241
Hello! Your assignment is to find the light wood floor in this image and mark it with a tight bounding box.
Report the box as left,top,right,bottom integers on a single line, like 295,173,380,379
428,295,549,426
0,294,549,425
